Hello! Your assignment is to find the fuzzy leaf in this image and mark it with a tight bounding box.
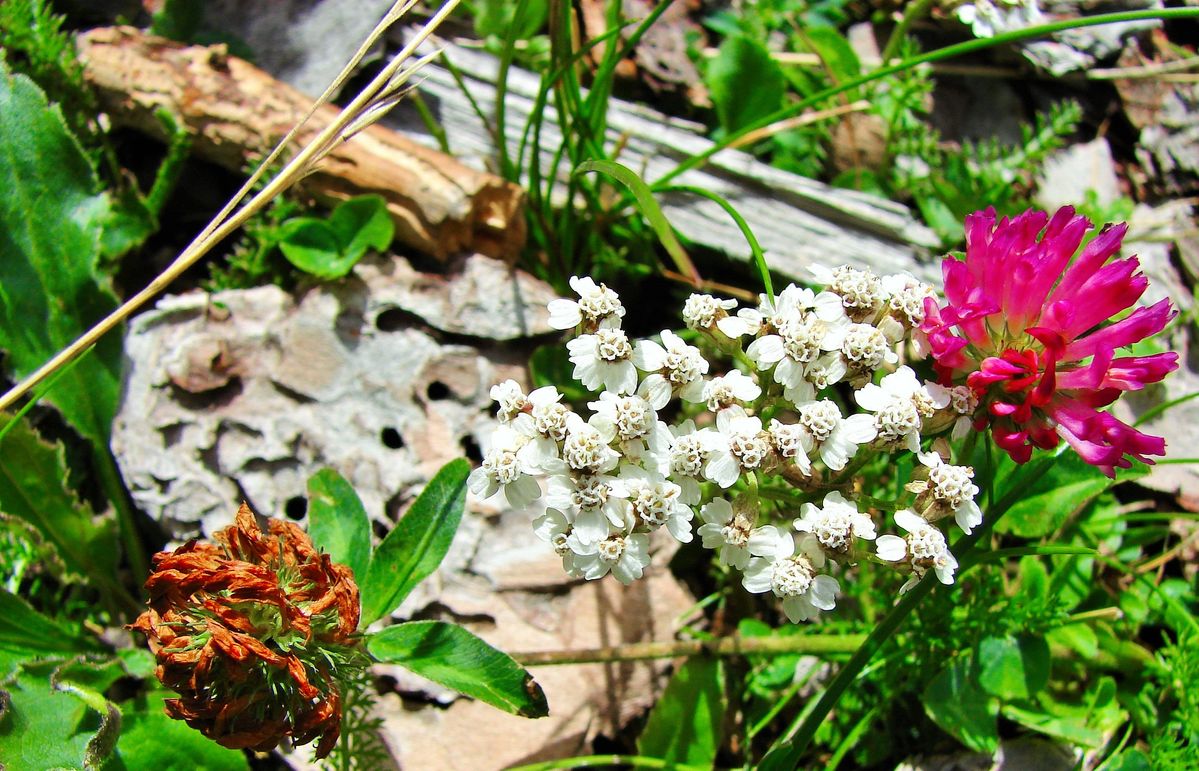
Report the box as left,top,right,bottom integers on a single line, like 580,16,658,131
368,621,547,718
0,415,117,584
306,468,372,583
0,660,110,769
637,657,725,767
360,459,470,625
0,60,121,450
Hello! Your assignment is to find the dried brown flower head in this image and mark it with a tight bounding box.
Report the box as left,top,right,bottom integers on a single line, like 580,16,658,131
131,503,363,758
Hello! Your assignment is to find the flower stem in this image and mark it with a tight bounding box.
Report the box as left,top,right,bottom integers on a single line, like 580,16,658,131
510,632,866,666
758,451,1057,769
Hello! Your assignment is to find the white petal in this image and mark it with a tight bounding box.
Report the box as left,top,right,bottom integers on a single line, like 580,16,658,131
700,497,733,525
893,508,926,534
748,525,789,558
547,299,582,329
742,559,774,594
746,335,786,367
955,501,983,535
638,374,672,410
705,452,741,489
875,534,907,562
632,339,666,371
667,514,694,543
839,414,878,444
808,575,839,610
854,383,889,411
698,523,726,549
574,509,609,544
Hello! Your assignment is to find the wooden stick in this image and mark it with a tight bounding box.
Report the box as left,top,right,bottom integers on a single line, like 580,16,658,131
76,25,526,261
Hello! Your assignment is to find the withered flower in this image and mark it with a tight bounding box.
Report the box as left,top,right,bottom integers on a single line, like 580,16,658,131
131,503,364,758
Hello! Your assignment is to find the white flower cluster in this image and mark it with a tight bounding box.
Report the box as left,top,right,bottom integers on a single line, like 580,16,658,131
469,267,986,622
956,0,1043,38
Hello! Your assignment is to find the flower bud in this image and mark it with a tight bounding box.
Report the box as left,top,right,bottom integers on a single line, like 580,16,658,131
130,503,364,758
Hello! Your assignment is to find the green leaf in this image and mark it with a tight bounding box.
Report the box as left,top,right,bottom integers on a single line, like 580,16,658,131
277,218,346,279
637,657,725,768
0,587,97,655
0,660,111,769
360,459,470,625
996,451,1139,538
976,635,1050,701
574,160,698,282
0,60,122,451
306,468,372,583
114,687,249,770
367,621,548,718
474,0,548,40
922,658,998,753
800,27,861,84
706,35,785,133
329,195,394,262
0,415,118,585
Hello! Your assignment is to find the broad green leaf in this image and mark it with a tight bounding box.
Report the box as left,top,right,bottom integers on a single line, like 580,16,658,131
329,195,394,263
277,218,345,278
976,635,1050,701
367,621,547,718
1001,684,1126,749
0,587,97,655
0,660,109,769
0,415,118,585
1046,623,1098,660
113,688,249,770
360,459,470,625
922,658,998,753
637,657,725,768
706,35,785,133
996,452,1142,538
306,468,372,582
474,0,548,39
0,60,122,450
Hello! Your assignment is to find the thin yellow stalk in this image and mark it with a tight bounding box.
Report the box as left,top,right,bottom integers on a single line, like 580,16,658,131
0,0,461,415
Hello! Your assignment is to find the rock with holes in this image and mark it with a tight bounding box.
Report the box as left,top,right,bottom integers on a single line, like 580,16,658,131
111,252,555,538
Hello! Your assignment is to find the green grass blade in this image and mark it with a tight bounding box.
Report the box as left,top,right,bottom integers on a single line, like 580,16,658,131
660,184,773,301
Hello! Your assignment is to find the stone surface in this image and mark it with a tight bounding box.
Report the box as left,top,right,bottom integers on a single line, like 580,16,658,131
202,0,396,99
112,252,556,538
1036,137,1122,212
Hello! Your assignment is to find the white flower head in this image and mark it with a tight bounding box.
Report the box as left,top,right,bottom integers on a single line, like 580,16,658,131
632,330,709,407
915,451,983,534
532,508,584,577
567,327,637,394
609,465,693,543
881,272,935,329
649,419,716,504
490,379,527,423
545,471,628,544
703,411,772,488
569,531,651,584
957,0,1043,38
840,322,898,374
810,264,886,322
794,491,877,552
948,385,979,440
768,419,813,476
560,413,621,473
547,275,625,330
696,497,779,569
746,304,850,403
855,367,949,453
742,527,840,623
467,425,541,508
703,369,762,412
876,509,958,592
682,293,737,331
589,391,657,443
511,386,572,472
794,399,877,471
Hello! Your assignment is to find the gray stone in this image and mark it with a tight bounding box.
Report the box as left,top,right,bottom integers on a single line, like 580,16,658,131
1036,137,1122,212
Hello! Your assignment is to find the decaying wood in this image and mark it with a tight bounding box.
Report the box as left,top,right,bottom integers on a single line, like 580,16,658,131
76,26,526,261
390,35,942,282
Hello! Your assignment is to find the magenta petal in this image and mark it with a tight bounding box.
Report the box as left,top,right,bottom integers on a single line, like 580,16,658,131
1061,298,1175,361
1048,221,1129,307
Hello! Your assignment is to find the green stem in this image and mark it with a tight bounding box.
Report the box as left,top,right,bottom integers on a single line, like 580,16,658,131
94,446,148,605
759,450,1058,769
653,8,1199,191
880,0,938,64
508,755,708,771
511,632,866,666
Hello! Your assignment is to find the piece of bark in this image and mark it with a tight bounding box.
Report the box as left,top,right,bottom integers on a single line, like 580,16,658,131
75,26,526,261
